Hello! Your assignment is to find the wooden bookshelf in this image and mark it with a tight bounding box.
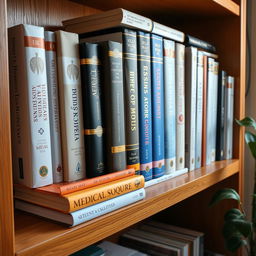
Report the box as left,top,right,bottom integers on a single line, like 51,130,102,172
0,0,245,255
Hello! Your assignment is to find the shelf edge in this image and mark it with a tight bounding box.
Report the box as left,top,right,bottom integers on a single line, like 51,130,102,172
213,0,240,16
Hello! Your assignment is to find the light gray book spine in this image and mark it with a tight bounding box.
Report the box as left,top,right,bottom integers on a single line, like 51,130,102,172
175,43,185,170
8,24,53,188
185,47,197,171
224,76,234,159
56,30,86,182
45,31,63,183
195,51,204,169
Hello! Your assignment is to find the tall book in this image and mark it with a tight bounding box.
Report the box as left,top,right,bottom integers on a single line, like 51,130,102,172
224,76,234,160
44,31,63,183
206,57,215,165
14,175,145,213
122,29,140,172
185,35,216,53
216,71,227,161
151,34,165,178
163,39,176,174
211,61,219,162
185,47,197,171
55,30,86,182
175,43,185,170
79,42,105,177
8,24,53,188
137,31,153,181
195,51,204,169
15,188,145,227
100,41,127,172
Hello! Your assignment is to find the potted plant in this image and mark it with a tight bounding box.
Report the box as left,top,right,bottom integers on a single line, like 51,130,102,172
210,117,256,255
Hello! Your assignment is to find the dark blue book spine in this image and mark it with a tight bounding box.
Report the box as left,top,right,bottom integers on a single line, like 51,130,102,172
137,31,152,181
151,34,165,178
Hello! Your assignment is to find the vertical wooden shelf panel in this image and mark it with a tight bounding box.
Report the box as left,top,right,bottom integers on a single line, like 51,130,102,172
0,0,15,255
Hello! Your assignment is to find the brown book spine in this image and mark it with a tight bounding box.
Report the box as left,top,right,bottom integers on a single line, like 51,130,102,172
201,55,208,166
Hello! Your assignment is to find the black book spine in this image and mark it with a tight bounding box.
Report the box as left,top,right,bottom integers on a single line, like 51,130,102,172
216,70,227,161
123,28,140,173
185,35,216,53
101,41,127,172
79,42,105,177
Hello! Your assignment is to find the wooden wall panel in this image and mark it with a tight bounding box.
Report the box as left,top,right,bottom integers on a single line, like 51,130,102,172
0,0,15,255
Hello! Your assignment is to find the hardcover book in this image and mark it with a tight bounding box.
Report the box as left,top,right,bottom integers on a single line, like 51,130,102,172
55,30,86,182
185,47,197,171
14,175,145,213
195,51,204,169
8,24,53,188
79,42,105,177
163,39,176,174
185,35,216,53
151,34,165,178
224,76,234,160
175,43,185,170
45,31,63,183
100,41,127,172
216,71,227,161
137,31,153,181
36,168,136,195
15,188,145,226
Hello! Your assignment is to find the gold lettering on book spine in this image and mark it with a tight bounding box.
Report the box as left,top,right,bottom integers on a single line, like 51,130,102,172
84,126,104,137
111,145,126,153
80,56,101,65
109,50,122,58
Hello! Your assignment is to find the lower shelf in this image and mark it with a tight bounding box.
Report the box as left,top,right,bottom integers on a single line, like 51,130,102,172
15,159,239,256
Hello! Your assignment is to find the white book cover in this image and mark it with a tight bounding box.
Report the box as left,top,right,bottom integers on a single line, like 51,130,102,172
175,43,185,170
15,188,146,226
206,58,215,165
45,31,63,183
163,39,176,174
211,61,219,162
224,76,234,159
8,24,53,188
55,30,86,182
195,51,204,169
185,47,197,171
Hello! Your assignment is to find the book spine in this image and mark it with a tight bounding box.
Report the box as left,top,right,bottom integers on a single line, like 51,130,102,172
44,31,63,183
206,58,215,165
8,24,53,188
55,30,86,182
224,76,234,159
79,42,105,178
137,31,153,181
151,34,165,178
216,71,227,161
175,43,185,170
185,35,216,53
201,55,208,166
152,22,184,43
67,175,145,212
71,188,145,226
211,61,219,162
195,51,204,169
123,29,140,173
185,47,197,171
163,39,176,174
101,41,126,172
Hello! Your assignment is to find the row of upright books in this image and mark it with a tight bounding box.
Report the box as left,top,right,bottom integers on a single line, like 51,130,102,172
9,8,235,190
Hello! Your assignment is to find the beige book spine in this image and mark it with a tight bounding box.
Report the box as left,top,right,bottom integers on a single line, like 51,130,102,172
55,30,86,182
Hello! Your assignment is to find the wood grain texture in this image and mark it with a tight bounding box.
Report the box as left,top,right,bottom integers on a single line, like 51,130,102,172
15,160,239,256
73,0,239,17
0,1,15,256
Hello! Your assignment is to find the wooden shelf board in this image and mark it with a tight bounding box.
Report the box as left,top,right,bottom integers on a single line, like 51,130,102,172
72,0,240,17
15,159,239,256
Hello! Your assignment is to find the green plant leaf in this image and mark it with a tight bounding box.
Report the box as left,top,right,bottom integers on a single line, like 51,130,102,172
244,131,256,159
209,188,240,207
236,117,256,129
225,235,247,252
223,221,239,239
224,208,245,221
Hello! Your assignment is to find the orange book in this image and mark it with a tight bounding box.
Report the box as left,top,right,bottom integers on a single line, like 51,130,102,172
14,175,145,213
36,168,136,195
